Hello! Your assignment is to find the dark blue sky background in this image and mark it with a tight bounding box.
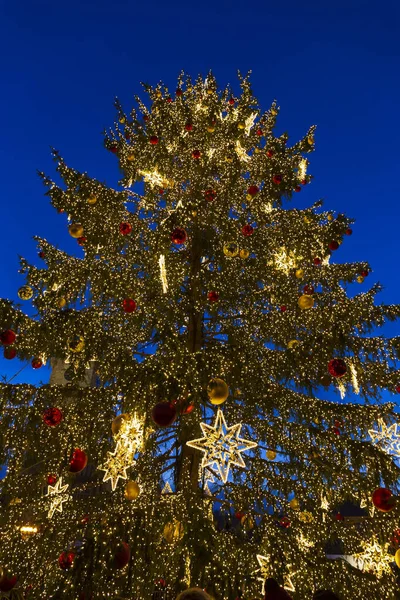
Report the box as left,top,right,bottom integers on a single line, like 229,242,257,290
0,0,399,391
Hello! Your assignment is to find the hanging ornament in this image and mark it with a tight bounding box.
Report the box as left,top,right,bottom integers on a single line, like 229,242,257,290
328,358,347,378
122,298,137,313
287,340,300,349
42,407,63,427
368,418,400,458
187,409,257,483
294,185,301,192
289,498,300,510
87,194,97,205
279,517,291,529
192,150,201,159
239,249,250,259
114,542,131,569
280,305,287,312
125,481,140,500
207,378,229,405
58,297,67,308
371,487,396,512
47,477,69,518
4,347,16,359
241,514,255,529
58,551,74,570
69,448,88,473
298,295,314,310
320,374,331,387
185,122,193,131
228,97,235,105
77,236,86,246
152,402,177,427
356,275,364,283
119,222,132,235
247,185,259,197
69,223,84,238
204,189,216,202
329,240,339,251
18,285,33,300
149,136,159,145
0,330,16,345
303,285,314,295
111,413,130,436
207,291,219,303
171,227,187,245
0,572,17,593
313,257,321,265
295,269,304,279
395,549,400,568
272,174,283,185
31,357,43,369
163,521,184,544
176,89,183,97
266,149,274,157
266,449,277,460
345,228,353,235
223,242,239,258
241,224,254,237
68,335,85,353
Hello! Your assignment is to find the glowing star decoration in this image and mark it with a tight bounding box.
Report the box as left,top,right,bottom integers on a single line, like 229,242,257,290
368,418,400,458
159,254,168,294
161,482,173,495
99,441,133,491
187,409,257,483
353,538,393,578
139,169,170,189
296,533,314,550
256,555,296,593
46,477,69,519
269,247,303,275
298,158,307,181
235,140,251,162
244,112,258,135
336,378,346,400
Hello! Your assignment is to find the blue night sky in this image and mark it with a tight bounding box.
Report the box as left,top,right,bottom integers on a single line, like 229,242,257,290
0,0,399,391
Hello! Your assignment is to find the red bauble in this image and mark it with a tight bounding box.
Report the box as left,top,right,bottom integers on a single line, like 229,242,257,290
241,224,254,237
280,305,287,312
207,291,219,303
109,146,118,154
205,189,216,202
58,551,75,570
4,347,16,359
77,237,87,246
335,513,344,522
0,575,17,592
361,270,369,277
0,329,16,345
329,241,339,251
69,448,88,473
303,285,314,295
294,185,301,192
391,528,400,546
272,174,283,185
122,298,137,313
313,257,321,266
152,402,177,427
279,516,291,528
176,89,183,97
396,385,400,393
256,129,263,136
149,136,159,145
228,98,235,105
328,358,347,378
159,189,164,195
47,474,57,485
185,122,193,131
166,97,172,103
38,251,45,259
266,149,274,157
32,358,43,369
332,427,340,436
114,542,131,569
345,228,353,235
247,185,259,197
192,149,201,159
372,487,396,512
181,403,195,414
171,227,187,245
235,511,245,520
119,222,132,235
143,115,149,122
42,407,63,427
301,179,307,185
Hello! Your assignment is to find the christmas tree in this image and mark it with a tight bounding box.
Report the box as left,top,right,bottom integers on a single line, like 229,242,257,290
1,72,400,600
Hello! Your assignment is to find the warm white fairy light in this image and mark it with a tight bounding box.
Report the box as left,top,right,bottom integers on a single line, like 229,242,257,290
298,158,307,181
46,477,69,519
159,254,168,294
187,409,257,483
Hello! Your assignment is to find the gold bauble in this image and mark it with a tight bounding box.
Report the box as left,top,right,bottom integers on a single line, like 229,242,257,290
255,148,261,153
87,194,97,205
307,136,314,145
289,498,300,510
127,153,135,162
271,108,278,116
246,194,253,201
357,275,364,283
18,285,33,300
112,413,130,436
303,216,312,224
395,549,400,568
192,211,198,217
163,520,184,543
238,123,245,130
225,156,233,163
239,249,250,259
223,242,239,258
68,335,85,353
298,295,314,310
266,450,277,460
68,223,84,238
206,126,215,133
295,269,304,279
156,91,162,98
299,511,313,523
207,378,229,405
241,515,254,529
327,214,333,222
119,116,126,124
287,340,300,349
207,89,213,95
125,481,140,500
58,297,67,308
